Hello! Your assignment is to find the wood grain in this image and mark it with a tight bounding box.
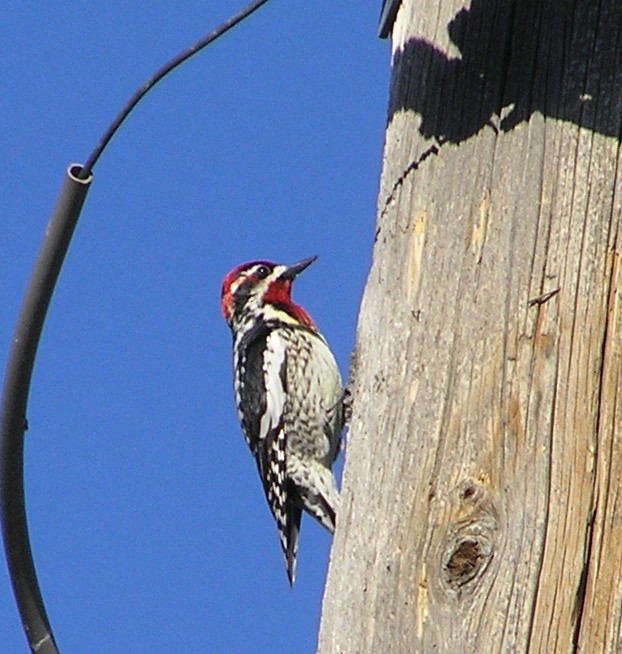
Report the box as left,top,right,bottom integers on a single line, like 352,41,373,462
319,1,622,652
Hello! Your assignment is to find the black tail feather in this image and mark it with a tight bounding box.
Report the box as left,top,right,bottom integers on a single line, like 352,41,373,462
284,501,302,586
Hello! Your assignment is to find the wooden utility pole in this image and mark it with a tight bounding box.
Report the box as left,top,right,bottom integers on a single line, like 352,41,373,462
319,1,622,652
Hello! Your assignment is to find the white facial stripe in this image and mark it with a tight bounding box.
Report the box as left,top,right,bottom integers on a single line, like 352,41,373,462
229,277,243,295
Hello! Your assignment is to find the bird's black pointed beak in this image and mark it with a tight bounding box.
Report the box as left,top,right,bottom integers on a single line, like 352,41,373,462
280,255,318,281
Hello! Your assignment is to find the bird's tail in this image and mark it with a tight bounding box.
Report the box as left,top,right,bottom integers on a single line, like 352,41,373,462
281,498,301,586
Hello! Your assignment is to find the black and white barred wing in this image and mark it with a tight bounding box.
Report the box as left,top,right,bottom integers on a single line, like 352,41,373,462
255,330,302,584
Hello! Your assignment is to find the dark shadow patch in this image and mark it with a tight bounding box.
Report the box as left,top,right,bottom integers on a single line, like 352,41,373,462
388,0,622,143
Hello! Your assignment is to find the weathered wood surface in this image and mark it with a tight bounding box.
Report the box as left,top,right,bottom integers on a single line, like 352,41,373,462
319,1,622,652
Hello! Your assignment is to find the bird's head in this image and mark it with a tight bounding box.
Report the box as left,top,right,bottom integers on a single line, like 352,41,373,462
221,255,318,331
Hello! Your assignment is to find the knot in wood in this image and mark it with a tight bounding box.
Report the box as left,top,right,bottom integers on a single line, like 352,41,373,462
444,538,486,588
442,527,494,595
440,484,497,596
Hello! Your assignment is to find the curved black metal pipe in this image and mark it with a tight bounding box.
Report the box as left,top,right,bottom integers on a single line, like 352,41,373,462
1,165,92,653
2,2,273,650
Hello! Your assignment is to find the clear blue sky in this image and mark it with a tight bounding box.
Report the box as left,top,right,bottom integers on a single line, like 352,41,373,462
1,3,389,652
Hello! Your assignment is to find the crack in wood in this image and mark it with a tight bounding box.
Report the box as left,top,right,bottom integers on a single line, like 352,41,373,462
528,287,561,307
572,505,598,650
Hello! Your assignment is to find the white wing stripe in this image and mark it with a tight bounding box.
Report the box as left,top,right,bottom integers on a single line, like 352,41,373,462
258,332,287,441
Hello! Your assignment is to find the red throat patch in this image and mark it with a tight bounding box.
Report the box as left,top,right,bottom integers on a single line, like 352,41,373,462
264,280,317,330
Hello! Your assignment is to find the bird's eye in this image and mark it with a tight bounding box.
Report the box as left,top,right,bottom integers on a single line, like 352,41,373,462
256,265,271,279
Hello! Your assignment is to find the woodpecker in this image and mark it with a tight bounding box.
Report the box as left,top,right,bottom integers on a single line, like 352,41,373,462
221,255,343,584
